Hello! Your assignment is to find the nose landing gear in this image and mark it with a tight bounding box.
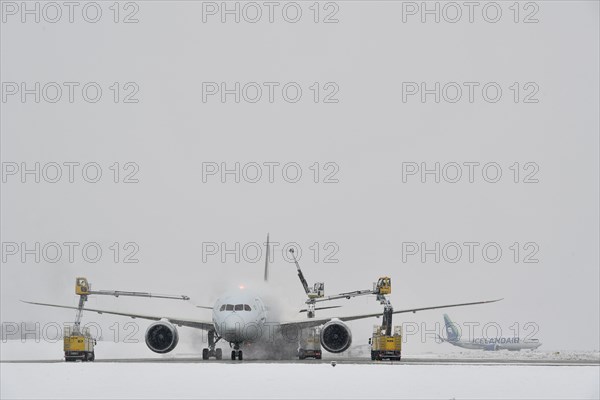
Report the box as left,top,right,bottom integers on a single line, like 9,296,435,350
230,343,243,360
202,330,223,360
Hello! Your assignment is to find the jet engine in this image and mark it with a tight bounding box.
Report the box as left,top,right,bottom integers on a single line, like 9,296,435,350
145,321,179,353
320,319,352,353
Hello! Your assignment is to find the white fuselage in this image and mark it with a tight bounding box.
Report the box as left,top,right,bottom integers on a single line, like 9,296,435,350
211,291,268,344
447,337,542,351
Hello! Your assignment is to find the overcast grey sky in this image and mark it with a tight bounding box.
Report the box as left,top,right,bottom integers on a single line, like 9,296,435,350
1,1,598,352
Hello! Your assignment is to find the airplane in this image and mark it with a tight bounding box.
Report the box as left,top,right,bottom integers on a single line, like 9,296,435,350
24,236,502,360
438,313,542,351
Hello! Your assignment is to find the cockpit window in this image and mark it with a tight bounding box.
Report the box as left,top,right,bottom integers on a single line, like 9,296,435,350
222,303,252,311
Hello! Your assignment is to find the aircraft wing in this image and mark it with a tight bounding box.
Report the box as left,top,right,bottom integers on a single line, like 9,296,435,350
279,298,502,330
21,300,214,331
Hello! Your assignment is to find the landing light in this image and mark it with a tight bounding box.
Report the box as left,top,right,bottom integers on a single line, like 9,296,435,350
239,285,245,290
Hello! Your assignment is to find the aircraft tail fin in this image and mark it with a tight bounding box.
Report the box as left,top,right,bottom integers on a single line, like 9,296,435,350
264,233,270,282
443,313,460,342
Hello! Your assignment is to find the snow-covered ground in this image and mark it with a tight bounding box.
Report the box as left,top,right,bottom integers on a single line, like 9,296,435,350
406,350,600,362
2,340,599,363
2,362,599,399
2,341,599,399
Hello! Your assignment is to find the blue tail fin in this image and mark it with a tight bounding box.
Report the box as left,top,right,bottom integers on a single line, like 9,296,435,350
443,314,460,342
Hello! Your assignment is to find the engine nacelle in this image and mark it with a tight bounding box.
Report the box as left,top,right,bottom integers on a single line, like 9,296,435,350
145,321,179,354
320,319,352,353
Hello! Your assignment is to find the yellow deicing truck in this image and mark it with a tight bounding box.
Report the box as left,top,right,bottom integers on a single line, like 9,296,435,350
64,278,96,362
368,276,402,361
62,277,190,362
369,325,402,361
64,325,96,362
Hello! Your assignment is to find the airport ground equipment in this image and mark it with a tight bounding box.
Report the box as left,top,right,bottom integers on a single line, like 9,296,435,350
288,250,399,359
298,328,322,359
64,277,190,362
369,325,402,361
289,248,325,318
289,248,392,319
64,325,96,361
367,278,401,360
288,260,399,360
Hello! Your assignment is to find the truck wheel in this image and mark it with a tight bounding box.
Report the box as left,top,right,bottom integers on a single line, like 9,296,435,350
89,353,95,362
370,351,375,361
298,350,305,360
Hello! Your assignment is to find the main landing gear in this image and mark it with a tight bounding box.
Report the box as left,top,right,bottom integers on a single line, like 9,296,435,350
231,343,243,360
202,330,223,360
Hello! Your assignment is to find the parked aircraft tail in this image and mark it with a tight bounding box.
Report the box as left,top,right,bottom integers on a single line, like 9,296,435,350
443,313,460,342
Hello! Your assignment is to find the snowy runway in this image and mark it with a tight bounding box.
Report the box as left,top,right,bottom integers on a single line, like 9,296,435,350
2,362,598,399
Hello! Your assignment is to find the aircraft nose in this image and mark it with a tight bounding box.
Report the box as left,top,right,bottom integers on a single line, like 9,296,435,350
222,313,245,341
